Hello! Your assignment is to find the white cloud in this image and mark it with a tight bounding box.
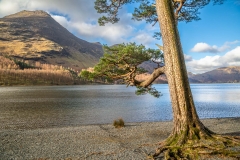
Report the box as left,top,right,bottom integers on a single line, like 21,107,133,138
0,0,30,17
0,0,158,47
190,41,240,53
191,43,217,53
225,40,240,45
51,15,70,29
184,54,192,61
187,46,240,73
51,14,136,45
130,31,156,48
223,46,240,65
73,22,135,44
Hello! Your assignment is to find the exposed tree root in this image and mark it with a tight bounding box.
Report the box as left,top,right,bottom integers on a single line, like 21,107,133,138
149,132,240,160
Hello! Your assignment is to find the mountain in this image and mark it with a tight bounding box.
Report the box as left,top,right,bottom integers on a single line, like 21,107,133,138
189,66,240,83
1,10,240,84
0,10,103,71
138,63,240,83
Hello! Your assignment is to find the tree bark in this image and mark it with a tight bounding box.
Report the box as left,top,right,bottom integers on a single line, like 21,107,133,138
155,0,211,137
139,66,165,87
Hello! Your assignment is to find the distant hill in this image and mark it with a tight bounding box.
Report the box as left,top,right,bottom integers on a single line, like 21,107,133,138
135,61,167,83
138,63,240,83
0,10,103,71
1,10,240,85
189,66,240,83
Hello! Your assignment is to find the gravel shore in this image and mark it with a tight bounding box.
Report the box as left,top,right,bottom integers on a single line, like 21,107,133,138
1,118,240,160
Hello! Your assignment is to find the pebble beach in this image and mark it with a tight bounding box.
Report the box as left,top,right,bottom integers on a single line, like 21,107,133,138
1,118,240,160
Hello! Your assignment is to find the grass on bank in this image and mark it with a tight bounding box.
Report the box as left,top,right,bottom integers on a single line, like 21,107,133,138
113,118,125,128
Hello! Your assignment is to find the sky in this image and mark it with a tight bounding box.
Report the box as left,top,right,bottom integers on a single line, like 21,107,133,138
0,0,239,74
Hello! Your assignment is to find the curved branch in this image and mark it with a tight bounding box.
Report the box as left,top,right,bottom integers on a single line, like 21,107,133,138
139,66,165,88
174,0,185,18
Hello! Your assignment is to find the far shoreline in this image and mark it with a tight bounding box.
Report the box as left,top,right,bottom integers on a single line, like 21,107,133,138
1,82,240,87
1,117,240,131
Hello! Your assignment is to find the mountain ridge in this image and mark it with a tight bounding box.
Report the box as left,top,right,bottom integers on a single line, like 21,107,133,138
189,66,240,83
0,10,103,71
136,66,240,84
1,10,240,84
3,10,51,18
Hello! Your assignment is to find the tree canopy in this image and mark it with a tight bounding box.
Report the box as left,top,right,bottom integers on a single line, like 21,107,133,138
95,0,225,38
81,43,164,97
95,0,225,24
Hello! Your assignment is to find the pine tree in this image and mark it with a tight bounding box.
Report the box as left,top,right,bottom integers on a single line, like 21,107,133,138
87,0,240,159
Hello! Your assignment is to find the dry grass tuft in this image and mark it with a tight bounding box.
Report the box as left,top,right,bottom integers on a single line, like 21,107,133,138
113,118,125,128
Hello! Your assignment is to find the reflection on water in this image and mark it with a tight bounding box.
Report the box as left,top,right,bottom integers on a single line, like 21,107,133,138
191,84,240,102
0,84,240,129
189,84,240,119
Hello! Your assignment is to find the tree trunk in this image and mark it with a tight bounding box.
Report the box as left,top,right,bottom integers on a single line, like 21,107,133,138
155,0,212,139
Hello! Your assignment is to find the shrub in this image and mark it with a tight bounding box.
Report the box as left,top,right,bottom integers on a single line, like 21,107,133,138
113,118,125,128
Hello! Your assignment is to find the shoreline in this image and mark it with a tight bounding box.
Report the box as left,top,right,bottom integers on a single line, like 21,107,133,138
1,117,240,160
1,116,240,131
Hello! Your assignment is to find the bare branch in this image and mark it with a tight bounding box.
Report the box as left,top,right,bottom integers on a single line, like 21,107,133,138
172,0,186,21
152,18,158,26
138,66,165,88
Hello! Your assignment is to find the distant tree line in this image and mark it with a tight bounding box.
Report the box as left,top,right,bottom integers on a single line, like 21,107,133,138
0,56,19,70
0,56,88,86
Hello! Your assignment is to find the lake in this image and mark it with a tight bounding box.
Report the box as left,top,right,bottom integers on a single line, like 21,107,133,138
0,84,240,130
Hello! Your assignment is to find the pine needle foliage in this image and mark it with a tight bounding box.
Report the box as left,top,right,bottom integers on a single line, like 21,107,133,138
80,43,163,97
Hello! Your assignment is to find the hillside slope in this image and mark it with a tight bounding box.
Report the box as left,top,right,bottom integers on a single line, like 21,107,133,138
189,66,240,83
138,62,240,83
0,10,103,71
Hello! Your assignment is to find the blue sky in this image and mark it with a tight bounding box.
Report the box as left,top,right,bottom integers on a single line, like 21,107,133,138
179,1,240,58
0,0,239,73
178,1,240,73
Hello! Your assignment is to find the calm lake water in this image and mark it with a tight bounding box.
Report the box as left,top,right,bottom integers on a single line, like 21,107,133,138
0,84,240,129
